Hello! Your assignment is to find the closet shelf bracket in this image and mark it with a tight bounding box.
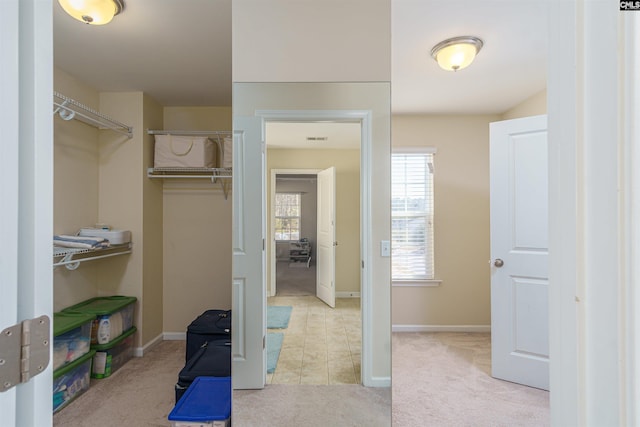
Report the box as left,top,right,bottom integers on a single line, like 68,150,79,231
53,243,132,270
53,91,133,139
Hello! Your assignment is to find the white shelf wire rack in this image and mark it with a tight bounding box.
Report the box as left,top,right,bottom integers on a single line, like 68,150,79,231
53,243,132,270
53,91,133,138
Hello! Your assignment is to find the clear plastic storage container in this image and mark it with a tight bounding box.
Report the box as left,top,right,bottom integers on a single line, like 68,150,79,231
63,296,136,345
53,349,95,413
168,376,231,427
53,312,94,371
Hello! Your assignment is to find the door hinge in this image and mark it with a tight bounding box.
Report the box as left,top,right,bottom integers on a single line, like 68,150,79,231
263,335,266,350
0,315,50,392
263,238,265,251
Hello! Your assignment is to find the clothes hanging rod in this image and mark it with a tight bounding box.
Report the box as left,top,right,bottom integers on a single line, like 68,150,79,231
147,129,231,136
53,91,133,138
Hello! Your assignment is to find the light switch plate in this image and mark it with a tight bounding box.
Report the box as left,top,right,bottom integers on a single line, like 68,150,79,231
381,240,391,257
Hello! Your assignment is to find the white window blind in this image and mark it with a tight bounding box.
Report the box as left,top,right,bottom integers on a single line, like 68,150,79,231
275,193,301,241
392,152,434,280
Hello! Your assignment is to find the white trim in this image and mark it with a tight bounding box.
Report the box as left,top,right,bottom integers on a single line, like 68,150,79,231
393,146,437,154
367,376,391,388
269,168,323,297
392,324,491,333
133,333,164,357
336,291,361,298
392,280,442,287
163,332,187,341
623,12,640,426
255,109,380,387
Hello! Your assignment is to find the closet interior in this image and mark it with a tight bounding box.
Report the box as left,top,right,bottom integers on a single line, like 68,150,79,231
52,67,233,413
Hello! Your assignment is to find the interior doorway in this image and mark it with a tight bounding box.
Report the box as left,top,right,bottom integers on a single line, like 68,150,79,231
263,119,363,385
270,170,320,297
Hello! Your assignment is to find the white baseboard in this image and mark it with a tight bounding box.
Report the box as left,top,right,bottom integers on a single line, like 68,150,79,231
163,332,186,341
336,291,361,298
364,376,391,387
392,324,491,333
133,333,163,357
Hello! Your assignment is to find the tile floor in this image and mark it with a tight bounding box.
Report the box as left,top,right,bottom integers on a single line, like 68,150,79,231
267,295,361,385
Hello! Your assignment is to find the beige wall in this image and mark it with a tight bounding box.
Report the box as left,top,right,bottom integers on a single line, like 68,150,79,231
268,149,361,294
53,68,166,347
232,0,391,82
391,114,500,327
502,89,547,120
53,68,102,311
391,89,548,329
162,107,233,334
234,81,391,383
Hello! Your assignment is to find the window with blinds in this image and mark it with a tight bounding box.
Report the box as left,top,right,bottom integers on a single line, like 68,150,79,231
275,193,301,241
392,152,434,280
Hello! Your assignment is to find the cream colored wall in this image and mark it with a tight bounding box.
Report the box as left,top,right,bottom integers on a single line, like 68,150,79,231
142,94,165,344
96,92,147,347
268,149,360,293
232,0,390,82
391,114,500,327
53,68,101,311
501,89,547,120
234,81,391,383
162,107,233,334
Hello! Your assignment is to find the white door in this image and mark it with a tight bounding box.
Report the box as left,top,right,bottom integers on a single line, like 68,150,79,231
231,118,266,389
316,167,336,308
0,0,53,423
490,115,549,390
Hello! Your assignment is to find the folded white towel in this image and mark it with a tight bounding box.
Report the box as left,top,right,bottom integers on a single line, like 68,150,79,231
54,235,110,249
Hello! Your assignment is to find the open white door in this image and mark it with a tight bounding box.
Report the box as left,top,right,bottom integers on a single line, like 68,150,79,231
490,115,549,390
0,0,53,423
231,117,266,389
316,167,336,308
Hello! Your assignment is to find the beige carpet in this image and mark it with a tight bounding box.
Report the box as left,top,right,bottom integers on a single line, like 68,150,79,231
53,332,549,426
392,332,550,426
276,260,316,296
53,340,184,427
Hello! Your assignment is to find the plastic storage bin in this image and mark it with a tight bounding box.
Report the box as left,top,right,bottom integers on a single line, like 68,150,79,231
168,376,231,427
53,349,95,413
63,296,136,345
53,312,94,371
91,326,136,379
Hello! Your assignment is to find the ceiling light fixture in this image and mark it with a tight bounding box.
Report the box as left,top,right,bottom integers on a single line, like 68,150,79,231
58,0,124,25
430,36,483,72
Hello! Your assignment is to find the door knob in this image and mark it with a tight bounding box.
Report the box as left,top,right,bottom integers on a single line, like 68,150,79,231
494,258,504,268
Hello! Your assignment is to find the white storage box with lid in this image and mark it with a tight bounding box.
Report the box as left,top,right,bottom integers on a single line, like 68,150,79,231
168,376,231,427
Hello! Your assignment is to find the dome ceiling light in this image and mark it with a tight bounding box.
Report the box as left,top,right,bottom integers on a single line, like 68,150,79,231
430,36,484,72
58,0,124,25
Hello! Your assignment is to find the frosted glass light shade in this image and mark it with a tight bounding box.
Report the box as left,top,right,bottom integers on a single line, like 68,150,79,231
430,36,483,72
58,0,123,25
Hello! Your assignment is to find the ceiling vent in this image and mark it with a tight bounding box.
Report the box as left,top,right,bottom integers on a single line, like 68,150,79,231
306,137,328,142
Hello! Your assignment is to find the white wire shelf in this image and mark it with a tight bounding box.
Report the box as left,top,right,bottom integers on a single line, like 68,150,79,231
53,91,133,139
147,167,232,199
53,243,132,270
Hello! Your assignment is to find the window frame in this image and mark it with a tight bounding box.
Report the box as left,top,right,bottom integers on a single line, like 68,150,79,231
274,192,302,241
391,147,441,287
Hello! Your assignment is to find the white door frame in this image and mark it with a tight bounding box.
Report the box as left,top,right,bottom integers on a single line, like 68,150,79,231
257,109,378,386
0,0,53,424
269,168,322,297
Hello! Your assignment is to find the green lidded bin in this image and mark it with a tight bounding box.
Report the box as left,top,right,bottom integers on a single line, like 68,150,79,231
53,349,95,413
91,326,136,379
62,296,137,345
53,312,94,371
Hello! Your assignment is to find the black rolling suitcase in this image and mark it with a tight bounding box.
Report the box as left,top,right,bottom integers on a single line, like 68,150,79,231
186,309,231,362
175,341,232,403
